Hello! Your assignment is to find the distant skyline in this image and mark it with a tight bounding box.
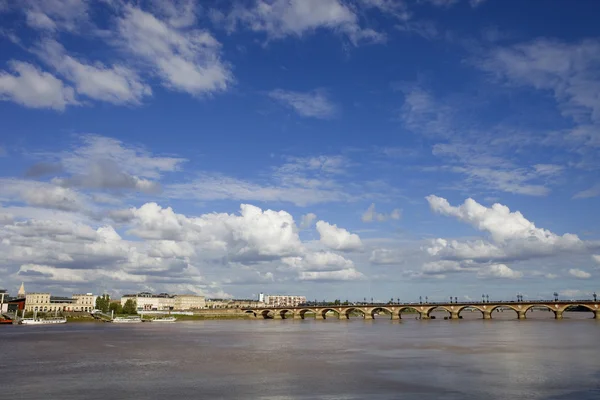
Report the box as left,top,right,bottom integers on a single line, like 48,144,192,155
0,0,599,301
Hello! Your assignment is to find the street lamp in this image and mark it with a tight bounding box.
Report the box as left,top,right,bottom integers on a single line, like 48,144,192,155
425,296,428,304
482,294,485,303
454,297,458,304
371,297,374,304
486,294,489,303
449,296,453,304
419,296,422,304
594,292,597,302
553,292,559,302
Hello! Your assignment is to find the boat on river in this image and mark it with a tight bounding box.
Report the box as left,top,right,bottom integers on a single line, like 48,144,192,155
150,316,177,323
110,316,142,324
20,317,67,325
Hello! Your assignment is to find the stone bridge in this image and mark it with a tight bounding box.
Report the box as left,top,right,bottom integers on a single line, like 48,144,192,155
243,301,600,320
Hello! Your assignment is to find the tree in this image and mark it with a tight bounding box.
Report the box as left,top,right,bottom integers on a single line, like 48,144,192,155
122,299,137,315
109,302,123,315
95,294,110,313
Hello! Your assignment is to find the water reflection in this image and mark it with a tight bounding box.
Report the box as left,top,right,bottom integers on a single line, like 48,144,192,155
0,318,598,400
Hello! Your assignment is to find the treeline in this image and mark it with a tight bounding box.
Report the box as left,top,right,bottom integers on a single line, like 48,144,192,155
95,294,138,315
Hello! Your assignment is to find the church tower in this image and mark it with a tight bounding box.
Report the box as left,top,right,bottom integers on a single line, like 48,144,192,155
17,282,25,299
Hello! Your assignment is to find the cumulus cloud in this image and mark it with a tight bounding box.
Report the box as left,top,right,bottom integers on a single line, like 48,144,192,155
0,61,76,110
424,196,598,278
361,203,401,222
316,220,362,251
569,268,591,279
477,264,523,279
117,4,232,96
128,203,303,261
25,162,63,178
369,248,403,265
283,251,354,272
299,213,317,229
219,0,385,45
426,195,584,246
269,89,337,119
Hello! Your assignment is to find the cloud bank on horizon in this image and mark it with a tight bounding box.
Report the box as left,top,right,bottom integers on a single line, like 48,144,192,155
0,0,599,301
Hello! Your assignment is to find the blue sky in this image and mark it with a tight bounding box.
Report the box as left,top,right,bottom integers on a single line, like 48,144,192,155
0,0,599,302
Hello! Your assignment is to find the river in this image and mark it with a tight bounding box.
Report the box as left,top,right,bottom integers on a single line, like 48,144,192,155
1,313,599,399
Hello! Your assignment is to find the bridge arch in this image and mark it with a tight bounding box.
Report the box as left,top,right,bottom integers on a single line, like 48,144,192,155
278,309,295,319
426,306,453,319
319,308,342,319
370,307,393,319
260,309,273,319
296,309,315,319
398,306,422,319
487,304,520,318
562,304,597,318
343,307,367,319
457,305,485,318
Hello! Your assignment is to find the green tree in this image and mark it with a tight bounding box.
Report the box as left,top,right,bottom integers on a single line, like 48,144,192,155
95,294,110,313
122,299,137,315
109,302,123,315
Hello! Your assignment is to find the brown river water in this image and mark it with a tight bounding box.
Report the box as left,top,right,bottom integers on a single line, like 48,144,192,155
1,310,599,400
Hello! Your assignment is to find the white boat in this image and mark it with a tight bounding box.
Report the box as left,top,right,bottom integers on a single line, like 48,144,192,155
21,317,67,325
110,316,142,324
150,316,177,323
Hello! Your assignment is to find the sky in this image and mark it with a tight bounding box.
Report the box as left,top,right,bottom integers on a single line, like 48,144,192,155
0,0,599,302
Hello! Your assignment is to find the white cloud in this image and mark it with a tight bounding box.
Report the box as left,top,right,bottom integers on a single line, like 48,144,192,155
573,184,600,199
24,0,89,32
117,5,232,96
221,0,385,45
569,268,591,279
477,39,600,126
425,196,596,265
469,0,488,7
369,248,403,265
0,179,86,212
426,195,582,245
316,220,362,251
477,264,523,279
0,61,76,110
283,251,354,272
129,203,304,261
36,39,152,105
51,135,185,193
150,0,198,28
299,213,317,229
361,203,401,222
269,89,337,119
298,269,364,281
593,255,600,264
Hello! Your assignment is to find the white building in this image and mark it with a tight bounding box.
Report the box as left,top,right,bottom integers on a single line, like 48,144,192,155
263,295,307,307
24,292,95,312
121,292,205,311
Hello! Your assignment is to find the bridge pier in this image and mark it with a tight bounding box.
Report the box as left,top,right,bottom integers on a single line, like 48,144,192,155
517,311,526,320
272,313,283,320
450,312,460,320
595,310,600,319
483,311,492,320
364,313,373,320
390,313,400,320
338,312,348,320
554,310,563,319
315,312,324,320
293,313,303,320
419,313,430,320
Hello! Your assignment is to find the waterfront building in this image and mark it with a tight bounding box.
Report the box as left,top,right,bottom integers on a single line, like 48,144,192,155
120,292,205,311
263,295,307,308
24,292,96,312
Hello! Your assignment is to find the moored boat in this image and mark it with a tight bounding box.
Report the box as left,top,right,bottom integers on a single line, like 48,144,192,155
20,317,67,325
110,316,142,324
150,316,177,323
